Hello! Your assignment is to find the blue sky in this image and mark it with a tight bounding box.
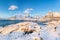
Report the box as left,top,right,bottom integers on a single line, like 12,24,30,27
0,0,60,18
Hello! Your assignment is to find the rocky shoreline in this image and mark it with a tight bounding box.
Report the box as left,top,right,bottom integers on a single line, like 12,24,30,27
0,21,60,40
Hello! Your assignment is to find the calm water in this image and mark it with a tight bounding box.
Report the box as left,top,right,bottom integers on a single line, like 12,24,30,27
0,20,24,27
0,20,45,27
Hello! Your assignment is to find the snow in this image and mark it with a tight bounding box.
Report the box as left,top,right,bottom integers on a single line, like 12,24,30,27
0,21,60,40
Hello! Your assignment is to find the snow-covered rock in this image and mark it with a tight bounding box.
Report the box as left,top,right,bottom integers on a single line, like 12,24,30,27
0,21,60,40
0,22,41,35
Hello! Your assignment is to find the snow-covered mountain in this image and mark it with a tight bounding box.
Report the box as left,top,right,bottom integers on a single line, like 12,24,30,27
8,14,34,20
8,14,23,20
0,12,60,21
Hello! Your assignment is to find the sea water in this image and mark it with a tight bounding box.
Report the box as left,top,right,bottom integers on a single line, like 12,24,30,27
0,20,24,27
0,20,45,27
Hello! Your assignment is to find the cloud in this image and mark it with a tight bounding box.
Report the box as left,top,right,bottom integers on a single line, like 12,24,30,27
24,8,33,13
8,5,18,10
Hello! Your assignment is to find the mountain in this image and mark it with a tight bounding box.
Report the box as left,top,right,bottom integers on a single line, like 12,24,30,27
41,12,60,21
45,12,60,17
8,14,34,20
8,14,24,20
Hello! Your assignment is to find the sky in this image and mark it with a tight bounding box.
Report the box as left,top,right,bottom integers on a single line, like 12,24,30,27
0,0,60,18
